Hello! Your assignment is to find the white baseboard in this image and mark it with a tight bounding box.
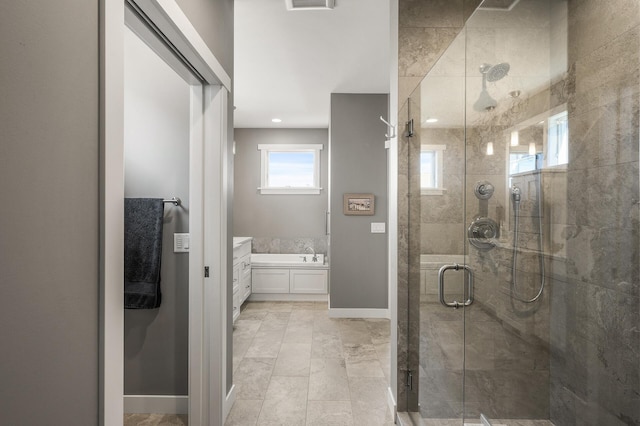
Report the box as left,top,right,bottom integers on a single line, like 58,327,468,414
387,386,397,423
328,308,390,319
223,384,237,421
247,293,328,302
124,395,188,414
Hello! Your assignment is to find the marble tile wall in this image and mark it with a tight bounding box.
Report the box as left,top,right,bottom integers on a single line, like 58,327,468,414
400,0,639,423
548,0,640,424
420,128,465,255
251,237,328,256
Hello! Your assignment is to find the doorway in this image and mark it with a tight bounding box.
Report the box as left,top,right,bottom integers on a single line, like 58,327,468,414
100,1,232,424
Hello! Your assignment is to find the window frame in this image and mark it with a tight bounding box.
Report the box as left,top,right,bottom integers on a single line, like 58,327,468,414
257,143,323,195
420,144,447,195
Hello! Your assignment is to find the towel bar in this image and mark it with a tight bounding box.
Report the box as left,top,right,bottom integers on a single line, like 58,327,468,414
163,197,182,206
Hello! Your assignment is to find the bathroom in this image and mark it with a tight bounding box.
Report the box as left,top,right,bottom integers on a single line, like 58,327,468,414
5,0,640,424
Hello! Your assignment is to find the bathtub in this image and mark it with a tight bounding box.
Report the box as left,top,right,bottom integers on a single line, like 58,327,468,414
251,253,326,268
420,254,465,302
250,253,328,301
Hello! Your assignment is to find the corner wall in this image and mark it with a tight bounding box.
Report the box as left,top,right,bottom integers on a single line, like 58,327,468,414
330,94,389,310
0,1,99,423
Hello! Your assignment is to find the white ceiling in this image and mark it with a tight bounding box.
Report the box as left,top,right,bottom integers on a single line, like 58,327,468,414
233,0,390,129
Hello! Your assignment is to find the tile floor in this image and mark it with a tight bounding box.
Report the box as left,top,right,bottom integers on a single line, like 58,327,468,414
123,301,394,426
124,414,187,426
226,301,394,426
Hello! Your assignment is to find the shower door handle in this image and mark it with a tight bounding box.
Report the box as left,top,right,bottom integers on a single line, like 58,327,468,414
438,263,474,309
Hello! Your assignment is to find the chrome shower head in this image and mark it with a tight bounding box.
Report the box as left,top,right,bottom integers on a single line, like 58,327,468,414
486,62,510,82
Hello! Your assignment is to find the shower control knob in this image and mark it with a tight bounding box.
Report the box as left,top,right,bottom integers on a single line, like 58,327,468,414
474,181,495,200
468,217,499,250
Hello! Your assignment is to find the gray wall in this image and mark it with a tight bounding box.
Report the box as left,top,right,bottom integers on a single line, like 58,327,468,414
123,27,190,396
0,1,99,424
233,128,329,249
0,0,233,422
330,94,389,309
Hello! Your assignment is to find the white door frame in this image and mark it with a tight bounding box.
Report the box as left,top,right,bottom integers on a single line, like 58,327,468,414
100,1,232,425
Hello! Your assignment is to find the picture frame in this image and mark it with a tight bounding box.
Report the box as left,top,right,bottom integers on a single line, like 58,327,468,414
343,193,375,216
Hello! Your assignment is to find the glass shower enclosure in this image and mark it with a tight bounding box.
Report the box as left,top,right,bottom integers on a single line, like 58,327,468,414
403,0,639,424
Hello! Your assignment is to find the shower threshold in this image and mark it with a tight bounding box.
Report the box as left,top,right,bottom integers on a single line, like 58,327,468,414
398,413,555,426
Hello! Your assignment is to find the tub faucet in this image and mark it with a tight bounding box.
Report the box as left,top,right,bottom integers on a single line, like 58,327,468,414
305,246,318,262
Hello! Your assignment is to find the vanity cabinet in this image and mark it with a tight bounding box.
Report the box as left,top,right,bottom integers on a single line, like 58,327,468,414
232,237,252,323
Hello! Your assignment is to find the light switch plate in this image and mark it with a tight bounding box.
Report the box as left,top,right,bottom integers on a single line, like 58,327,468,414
371,222,386,233
174,233,190,252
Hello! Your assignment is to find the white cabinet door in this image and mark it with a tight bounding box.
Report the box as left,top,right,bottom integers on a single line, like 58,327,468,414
290,269,327,294
252,269,290,293
240,254,251,301
233,288,240,323
232,265,240,323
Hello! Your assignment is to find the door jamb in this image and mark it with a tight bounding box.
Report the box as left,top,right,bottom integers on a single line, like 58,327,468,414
100,1,231,424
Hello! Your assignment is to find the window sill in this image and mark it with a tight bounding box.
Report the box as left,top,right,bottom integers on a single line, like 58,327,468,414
421,188,446,196
258,187,323,195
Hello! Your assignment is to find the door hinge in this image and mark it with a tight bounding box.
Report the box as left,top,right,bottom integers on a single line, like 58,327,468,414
204,266,210,277
407,370,413,390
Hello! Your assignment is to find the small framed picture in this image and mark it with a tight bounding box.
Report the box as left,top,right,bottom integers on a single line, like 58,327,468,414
343,193,375,216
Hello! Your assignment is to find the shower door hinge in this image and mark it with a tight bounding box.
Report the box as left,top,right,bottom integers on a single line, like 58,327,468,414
406,370,413,390
204,266,210,278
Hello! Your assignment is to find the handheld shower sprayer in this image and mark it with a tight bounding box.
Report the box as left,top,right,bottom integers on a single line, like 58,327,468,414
510,183,545,303
511,186,521,203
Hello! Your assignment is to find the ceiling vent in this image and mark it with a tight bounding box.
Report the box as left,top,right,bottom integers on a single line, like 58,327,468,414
285,0,335,11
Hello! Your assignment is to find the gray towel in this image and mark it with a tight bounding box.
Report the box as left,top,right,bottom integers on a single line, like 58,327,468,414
124,198,164,309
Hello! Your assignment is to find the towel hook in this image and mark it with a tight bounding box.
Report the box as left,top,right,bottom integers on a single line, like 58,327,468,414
380,116,397,139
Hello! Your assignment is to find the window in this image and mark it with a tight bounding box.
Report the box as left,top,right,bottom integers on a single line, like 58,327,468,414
258,144,323,194
421,144,446,195
547,110,568,167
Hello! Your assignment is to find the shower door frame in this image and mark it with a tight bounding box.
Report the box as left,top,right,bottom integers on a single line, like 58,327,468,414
100,0,232,424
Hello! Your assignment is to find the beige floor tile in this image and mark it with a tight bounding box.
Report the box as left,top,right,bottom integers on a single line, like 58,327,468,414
348,377,389,405
264,375,309,402
256,398,307,426
351,399,393,426
235,358,276,399
244,330,284,358
346,357,386,378
306,400,354,426
310,358,348,377
124,414,188,426
225,399,262,426
308,372,351,401
343,343,379,361
273,342,312,376
283,322,314,344
311,332,344,358
266,302,294,312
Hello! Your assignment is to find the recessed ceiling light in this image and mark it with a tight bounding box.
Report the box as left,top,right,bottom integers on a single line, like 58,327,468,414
425,118,438,123
272,118,282,123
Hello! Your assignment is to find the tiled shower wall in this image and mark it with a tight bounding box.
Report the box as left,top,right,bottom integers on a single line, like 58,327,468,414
397,0,640,424
549,1,639,424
